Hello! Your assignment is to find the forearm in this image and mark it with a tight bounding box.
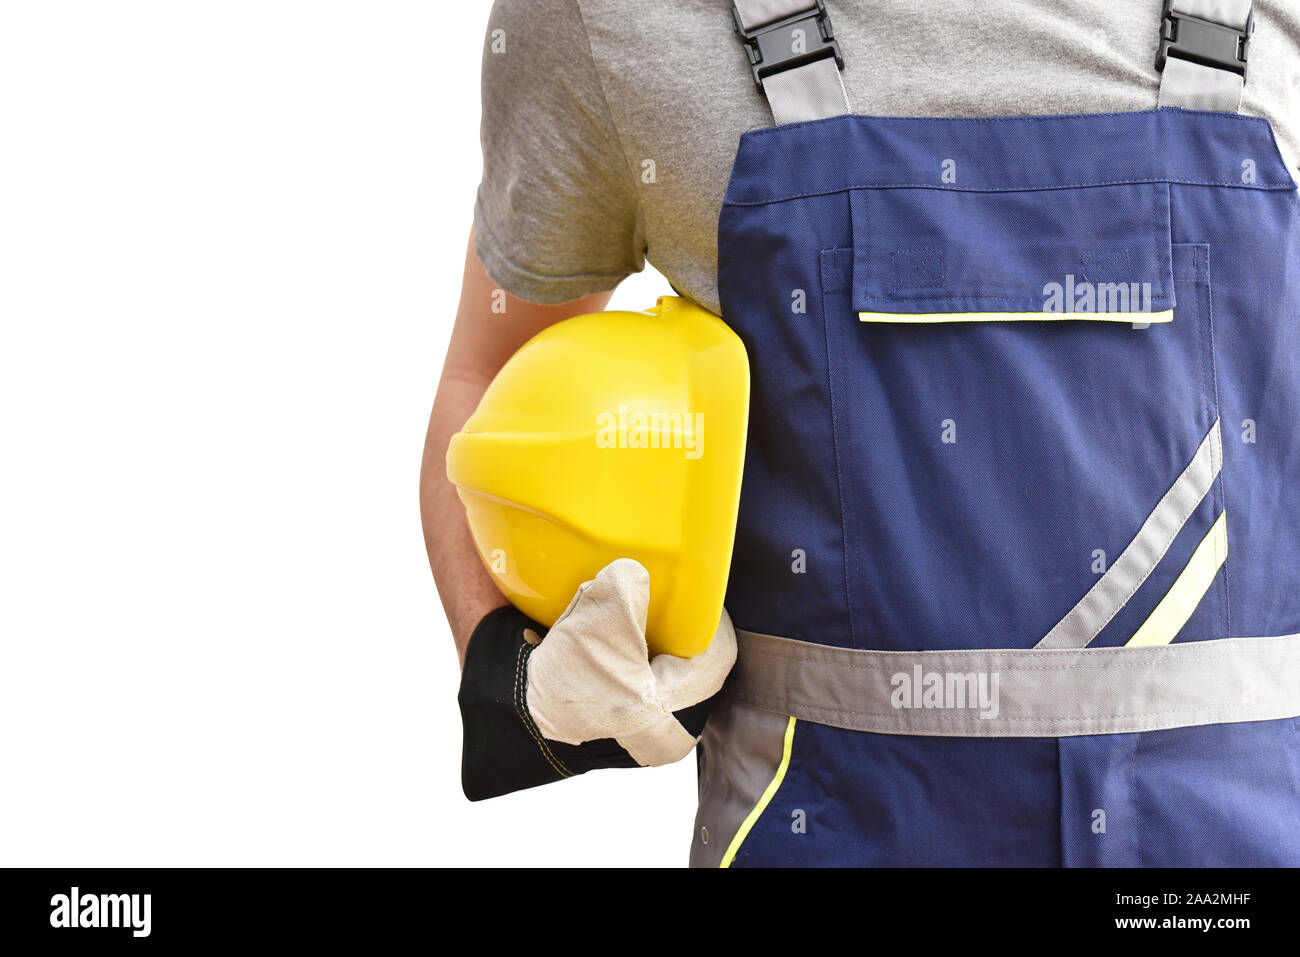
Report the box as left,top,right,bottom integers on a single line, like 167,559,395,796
420,369,510,668
422,231,613,666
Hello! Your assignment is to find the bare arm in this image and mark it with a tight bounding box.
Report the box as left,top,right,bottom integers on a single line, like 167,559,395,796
420,230,612,666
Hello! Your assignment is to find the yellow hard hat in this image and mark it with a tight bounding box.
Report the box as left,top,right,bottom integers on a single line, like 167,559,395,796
446,296,749,658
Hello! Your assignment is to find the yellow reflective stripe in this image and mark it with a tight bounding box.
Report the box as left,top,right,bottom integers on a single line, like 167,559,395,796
1127,511,1229,648
858,310,1175,324
719,715,796,869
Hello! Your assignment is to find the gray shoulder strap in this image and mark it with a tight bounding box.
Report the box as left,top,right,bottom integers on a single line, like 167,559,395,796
733,0,851,125
1157,0,1254,112
737,1,1257,124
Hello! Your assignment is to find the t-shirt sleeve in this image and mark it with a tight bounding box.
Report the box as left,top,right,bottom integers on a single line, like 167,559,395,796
473,0,644,304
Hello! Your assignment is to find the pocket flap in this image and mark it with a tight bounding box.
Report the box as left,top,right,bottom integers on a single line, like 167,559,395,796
851,183,1175,322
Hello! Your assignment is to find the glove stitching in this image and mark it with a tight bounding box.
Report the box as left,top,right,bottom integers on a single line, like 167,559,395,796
657,673,728,704
646,665,732,715
515,639,573,779
586,702,681,740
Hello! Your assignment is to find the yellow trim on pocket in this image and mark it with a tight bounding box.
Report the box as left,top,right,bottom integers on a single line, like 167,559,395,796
720,716,797,869
1127,511,1229,648
858,310,1175,324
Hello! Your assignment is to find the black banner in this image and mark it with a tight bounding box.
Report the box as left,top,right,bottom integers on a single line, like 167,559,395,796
0,866,1292,945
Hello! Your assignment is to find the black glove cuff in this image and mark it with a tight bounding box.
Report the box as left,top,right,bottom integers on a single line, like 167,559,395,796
457,605,639,801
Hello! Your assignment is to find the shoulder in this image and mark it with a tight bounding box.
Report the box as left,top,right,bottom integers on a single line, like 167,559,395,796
486,0,590,46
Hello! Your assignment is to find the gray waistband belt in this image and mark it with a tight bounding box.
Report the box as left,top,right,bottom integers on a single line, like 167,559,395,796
730,629,1300,737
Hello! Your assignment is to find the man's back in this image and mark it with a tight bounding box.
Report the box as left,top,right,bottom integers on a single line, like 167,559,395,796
475,0,1300,313
430,0,1300,868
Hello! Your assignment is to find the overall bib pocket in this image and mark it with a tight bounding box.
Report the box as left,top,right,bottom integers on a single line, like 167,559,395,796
821,182,1225,652
852,183,1175,320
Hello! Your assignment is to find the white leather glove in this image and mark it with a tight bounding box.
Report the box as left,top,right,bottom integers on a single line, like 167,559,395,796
458,558,737,800
527,558,738,767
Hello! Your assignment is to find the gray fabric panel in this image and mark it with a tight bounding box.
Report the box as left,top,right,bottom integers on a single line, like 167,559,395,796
689,695,790,868
730,629,1300,737
1159,0,1252,112
1036,419,1223,649
733,0,814,31
762,55,851,124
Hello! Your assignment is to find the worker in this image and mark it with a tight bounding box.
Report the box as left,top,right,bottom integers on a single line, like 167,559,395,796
420,0,1300,866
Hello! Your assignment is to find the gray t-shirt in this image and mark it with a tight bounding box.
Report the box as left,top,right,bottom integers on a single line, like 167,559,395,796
474,0,1300,314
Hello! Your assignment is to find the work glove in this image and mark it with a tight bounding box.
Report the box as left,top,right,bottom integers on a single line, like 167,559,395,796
457,558,737,801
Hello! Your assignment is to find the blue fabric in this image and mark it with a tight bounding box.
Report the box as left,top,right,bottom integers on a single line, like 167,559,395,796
726,716,1300,867
715,109,1300,866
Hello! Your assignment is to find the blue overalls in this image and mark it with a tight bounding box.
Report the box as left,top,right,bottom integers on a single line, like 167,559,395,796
691,0,1300,867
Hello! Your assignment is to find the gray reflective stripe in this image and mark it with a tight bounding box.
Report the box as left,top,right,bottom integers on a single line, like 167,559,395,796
734,0,852,124
1036,419,1223,649
689,696,791,868
762,56,851,125
733,0,813,31
730,629,1300,737
1157,0,1252,113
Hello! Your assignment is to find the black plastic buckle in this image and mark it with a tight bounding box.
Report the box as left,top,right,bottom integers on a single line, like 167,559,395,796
733,0,843,90
1156,0,1254,80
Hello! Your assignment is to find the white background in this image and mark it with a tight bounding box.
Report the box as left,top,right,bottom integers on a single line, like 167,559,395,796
0,2,691,866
